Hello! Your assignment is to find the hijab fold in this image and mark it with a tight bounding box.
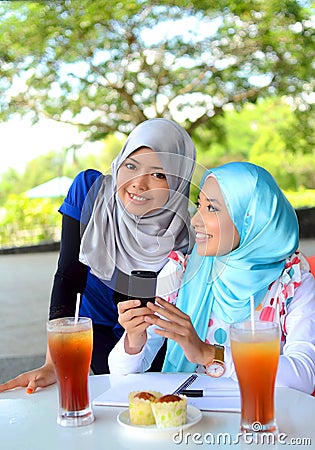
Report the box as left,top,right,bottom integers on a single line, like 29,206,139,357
163,162,299,372
79,119,196,281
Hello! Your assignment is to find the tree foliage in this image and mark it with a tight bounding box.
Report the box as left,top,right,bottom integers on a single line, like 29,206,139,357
0,195,62,247
1,97,314,201
0,0,314,149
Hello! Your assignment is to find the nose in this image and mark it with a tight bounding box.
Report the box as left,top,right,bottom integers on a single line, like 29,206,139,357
131,172,149,191
191,209,201,228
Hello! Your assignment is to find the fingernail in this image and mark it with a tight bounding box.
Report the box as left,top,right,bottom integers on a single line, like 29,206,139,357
26,388,34,394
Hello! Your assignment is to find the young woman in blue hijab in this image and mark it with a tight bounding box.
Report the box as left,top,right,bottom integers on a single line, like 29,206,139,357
110,162,315,394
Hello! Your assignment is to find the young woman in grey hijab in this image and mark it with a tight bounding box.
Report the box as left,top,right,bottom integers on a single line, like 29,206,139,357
0,119,196,395
80,118,196,280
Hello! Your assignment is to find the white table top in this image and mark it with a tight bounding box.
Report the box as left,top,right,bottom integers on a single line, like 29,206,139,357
1,374,314,450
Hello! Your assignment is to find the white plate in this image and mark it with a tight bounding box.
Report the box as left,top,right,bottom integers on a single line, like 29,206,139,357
117,405,202,433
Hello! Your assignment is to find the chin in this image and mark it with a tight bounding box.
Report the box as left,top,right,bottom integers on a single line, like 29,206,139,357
196,243,218,257
196,245,208,256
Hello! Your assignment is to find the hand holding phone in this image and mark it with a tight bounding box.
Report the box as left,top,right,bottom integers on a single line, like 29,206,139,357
128,270,157,307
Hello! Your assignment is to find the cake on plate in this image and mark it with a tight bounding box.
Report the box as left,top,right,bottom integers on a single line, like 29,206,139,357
128,391,162,425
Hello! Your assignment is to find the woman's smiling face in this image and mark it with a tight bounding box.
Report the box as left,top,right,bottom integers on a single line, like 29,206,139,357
191,176,240,256
117,147,170,216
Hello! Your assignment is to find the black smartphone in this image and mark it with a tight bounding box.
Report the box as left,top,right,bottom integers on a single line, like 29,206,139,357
128,270,157,307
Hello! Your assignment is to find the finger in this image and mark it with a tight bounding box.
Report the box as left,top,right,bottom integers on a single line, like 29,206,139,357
153,327,180,341
144,314,177,332
147,297,171,310
150,297,188,319
26,373,53,393
126,314,151,328
120,305,153,323
130,321,151,334
148,302,189,325
145,313,191,338
0,376,27,392
153,324,197,348
117,300,140,313
155,297,180,310
119,310,153,332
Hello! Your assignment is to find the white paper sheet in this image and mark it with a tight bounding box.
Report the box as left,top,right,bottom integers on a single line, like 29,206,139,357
93,373,241,412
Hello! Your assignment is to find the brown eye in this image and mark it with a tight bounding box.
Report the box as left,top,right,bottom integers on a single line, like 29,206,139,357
207,204,217,212
152,172,166,179
125,163,136,170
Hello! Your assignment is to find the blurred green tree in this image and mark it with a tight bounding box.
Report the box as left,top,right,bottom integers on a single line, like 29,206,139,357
0,195,62,247
0,0,313,153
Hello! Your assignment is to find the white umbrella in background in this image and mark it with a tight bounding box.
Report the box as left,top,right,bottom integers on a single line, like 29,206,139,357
24,176,73,198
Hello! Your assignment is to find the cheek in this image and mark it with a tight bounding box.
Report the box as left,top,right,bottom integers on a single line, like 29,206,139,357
218,220,239,254
116,170,129,190
150,186,169,207
198,216,221,256
158,188,170,206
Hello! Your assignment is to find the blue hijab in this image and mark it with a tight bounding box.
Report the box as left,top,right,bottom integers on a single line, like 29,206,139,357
162,162,299,372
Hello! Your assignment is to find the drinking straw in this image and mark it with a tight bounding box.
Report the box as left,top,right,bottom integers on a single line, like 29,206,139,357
250,295,255,331
74,293,81,324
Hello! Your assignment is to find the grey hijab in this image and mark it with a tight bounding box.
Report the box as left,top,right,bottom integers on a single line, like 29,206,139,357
79,118,196,280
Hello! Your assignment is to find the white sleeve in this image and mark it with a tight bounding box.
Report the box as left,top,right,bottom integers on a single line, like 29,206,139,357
108,327,164,374
155,254,185,302
275,270,315,394
222,271,315,393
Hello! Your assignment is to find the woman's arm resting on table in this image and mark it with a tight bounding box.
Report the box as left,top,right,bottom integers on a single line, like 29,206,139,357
0,345,56,393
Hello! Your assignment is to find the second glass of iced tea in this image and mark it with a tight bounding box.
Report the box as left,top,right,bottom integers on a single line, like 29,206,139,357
47,317,94,427
230,321,280,436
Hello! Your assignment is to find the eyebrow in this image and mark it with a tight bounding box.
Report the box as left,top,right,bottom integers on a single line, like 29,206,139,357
127,156,164,171
198,194,222,206
207,198,221,205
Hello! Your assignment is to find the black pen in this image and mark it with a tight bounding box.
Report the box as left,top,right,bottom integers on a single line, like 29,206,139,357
181,389,239,397
172,374,198,394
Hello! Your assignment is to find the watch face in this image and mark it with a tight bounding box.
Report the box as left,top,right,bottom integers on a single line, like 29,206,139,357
207,362,226,378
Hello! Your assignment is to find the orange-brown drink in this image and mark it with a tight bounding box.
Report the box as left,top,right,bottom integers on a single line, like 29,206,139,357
47,317,94,427
230,321,280,436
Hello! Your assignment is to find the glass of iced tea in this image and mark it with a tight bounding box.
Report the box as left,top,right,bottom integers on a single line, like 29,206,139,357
230,321,280,436
47,317,94,427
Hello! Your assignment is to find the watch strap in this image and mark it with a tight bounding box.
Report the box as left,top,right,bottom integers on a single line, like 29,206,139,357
212,343,224,363
204,344,225,377
204,344,225,368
